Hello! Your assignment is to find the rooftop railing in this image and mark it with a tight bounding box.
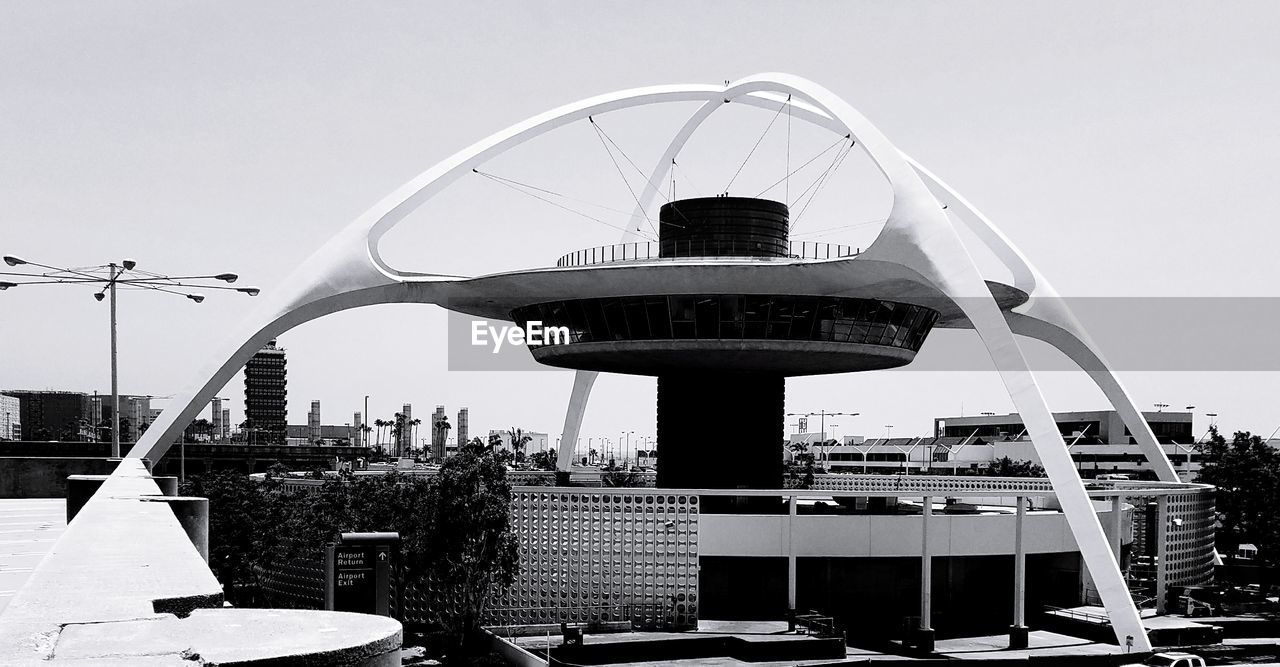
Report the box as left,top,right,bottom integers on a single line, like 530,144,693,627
555,240,860,268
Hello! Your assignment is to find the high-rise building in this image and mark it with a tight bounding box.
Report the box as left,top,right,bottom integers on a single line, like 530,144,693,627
398,403,413,457
211,398,223,443
308,400,321,443
456,407,469,451
0,394,21,440
243,339,287,445
87,393,151,444
353,411,363,448
1,390,89,441
221,408,230,441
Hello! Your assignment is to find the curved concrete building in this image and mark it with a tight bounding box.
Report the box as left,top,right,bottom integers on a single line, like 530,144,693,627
121,73,1195,651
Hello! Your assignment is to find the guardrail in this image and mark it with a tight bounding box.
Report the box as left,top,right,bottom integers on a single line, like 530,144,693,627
555,240,860,268
269,471,1210,499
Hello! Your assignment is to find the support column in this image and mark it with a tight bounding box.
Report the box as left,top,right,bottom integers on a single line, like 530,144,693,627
918,496,935,652
1109,495,1124,563
1155,496,1169,613
1010,496,1028,648
787,494,797,614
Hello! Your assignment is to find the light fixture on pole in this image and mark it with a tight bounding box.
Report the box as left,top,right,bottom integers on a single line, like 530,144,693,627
0,255,259,458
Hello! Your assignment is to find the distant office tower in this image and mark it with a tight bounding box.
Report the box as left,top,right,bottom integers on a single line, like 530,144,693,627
1,390,88,441
221,408,230,441
432,405,447,460
308,400,321,443
456,407,469,452
353,411,363,447
243,339,288,445
397,403,413,457
0,394,21,440
211,398,223,443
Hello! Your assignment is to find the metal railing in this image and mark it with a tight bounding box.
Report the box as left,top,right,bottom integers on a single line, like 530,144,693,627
555,240,860,268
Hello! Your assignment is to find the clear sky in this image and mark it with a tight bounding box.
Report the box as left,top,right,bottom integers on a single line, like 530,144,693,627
3,1,1278,449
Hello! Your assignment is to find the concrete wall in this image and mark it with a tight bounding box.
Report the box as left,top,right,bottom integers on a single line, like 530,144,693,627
0,457,120,498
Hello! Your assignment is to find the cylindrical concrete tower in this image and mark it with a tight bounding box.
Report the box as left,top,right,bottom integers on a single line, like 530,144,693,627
512,196,941,499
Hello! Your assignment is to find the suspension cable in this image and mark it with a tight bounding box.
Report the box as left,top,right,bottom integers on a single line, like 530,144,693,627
472,169,656,240
754,133,849,199
589,117,662,236
785,94,792,204
792,138,855,230
588,116,670,203
723,99,787,194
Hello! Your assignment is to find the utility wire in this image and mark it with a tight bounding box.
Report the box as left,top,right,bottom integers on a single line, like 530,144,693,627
723,99,787,194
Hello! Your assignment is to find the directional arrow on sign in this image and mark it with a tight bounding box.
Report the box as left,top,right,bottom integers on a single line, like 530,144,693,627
378,551,388,561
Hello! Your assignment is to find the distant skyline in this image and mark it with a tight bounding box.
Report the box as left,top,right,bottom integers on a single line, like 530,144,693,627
3,2,1278,445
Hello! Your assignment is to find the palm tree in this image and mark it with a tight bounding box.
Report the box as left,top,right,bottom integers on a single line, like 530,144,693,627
392,412,406,457
434,415,451,460
373,419,389,454
508,427,532,464
361,423,373,449
409,418,422,457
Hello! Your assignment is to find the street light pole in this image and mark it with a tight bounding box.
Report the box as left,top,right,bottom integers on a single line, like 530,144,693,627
1,254,259,459
109,262,120,458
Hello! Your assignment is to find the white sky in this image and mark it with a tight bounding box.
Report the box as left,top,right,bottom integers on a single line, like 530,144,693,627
2,1,1278,446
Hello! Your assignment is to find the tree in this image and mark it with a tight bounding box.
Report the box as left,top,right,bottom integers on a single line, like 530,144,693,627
986,457,1045,477
528,449,557,471
392,412,406,457
1196,426,1280,566
507,427,532,464
416,446,519,661
434,415,452,460
409,417,422,456
786,441,817,489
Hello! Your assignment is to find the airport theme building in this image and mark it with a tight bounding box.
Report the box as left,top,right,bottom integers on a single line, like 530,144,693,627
29,75,1218,658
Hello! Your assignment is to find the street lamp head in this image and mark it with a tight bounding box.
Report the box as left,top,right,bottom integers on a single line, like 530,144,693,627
186,294,205,304
93,292,105,301
237,287,260,296
214,273,238,283
121,259,136,270
3,255,26,267
0,281,14,290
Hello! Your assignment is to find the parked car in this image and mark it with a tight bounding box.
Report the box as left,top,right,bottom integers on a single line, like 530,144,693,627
1122,652,1206,667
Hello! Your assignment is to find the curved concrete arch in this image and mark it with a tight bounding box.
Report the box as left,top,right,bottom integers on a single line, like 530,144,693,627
123,75,1150,649
621,89,1176,487
907,159,1179,483
607,73,1149,648
128,83,732,464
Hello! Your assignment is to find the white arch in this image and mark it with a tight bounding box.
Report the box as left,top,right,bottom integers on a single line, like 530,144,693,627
612,81,1177,484
600,72,1150,647
124,74,1151,649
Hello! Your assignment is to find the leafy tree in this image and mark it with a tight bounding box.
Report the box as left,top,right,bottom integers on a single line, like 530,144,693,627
417,446,519,660
506,427,532,464
986,456,1046,477
528,449,557,471
786,441,817,489
1196,426,1280,566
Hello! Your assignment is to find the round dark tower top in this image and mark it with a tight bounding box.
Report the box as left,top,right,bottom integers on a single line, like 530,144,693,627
658,196,789,258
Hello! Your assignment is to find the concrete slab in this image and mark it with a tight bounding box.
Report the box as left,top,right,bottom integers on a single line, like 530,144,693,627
933,630,1125,660
0,499,64,614
48,609,402,665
